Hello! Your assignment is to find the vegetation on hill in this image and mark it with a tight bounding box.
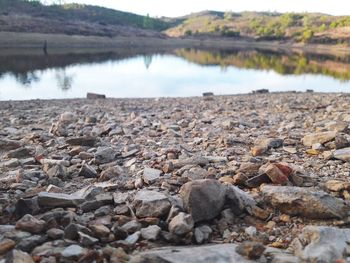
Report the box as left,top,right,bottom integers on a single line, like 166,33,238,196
0,0,350,44
165,11,350,44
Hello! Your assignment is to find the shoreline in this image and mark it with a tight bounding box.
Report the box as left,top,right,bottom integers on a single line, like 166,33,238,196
1,32,350,57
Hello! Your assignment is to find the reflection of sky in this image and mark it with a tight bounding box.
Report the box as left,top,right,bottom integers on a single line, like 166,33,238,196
0,54,349,101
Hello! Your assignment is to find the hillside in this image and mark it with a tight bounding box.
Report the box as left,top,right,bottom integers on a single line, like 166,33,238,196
165,11,350,44
0,0,350,45
0,0,168,37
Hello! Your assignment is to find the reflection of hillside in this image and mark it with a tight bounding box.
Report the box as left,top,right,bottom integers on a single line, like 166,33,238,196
0,48,163,85
174,48,350,81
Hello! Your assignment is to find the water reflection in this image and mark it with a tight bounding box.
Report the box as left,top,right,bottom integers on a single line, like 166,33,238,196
0,47,349,100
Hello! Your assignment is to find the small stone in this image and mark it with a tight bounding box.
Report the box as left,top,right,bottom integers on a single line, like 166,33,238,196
142,167,162,184
235,241,266,260
245,226,257,237
125,231,141,245
79,164,98,178
169,212,194,236
90,224,111,238
133,190,171,218
61,245,87,259
87,92,106,99
47,228,64,239
38,192,84,208
180,179,226,223
141,225,161,241
94,147,118,164
79,231,98,246
15,214,46,234
66,136,96,147
194,225,212,244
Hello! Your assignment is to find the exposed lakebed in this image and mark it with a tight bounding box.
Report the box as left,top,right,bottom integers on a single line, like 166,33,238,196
0,47,350,100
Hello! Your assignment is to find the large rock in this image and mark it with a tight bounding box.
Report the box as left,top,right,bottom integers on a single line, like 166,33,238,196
333,147,350,161
302,131,337,147
129,244,267,263
292,226,350,263
225,185,257,214
180,179,226,223
133,190,171,218
37,192,85,208
261,185,349,219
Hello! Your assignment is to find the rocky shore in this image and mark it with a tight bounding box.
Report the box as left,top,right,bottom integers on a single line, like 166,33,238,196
1,92,350,262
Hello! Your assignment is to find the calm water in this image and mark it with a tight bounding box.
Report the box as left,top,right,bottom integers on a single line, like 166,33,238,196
0,48,350,100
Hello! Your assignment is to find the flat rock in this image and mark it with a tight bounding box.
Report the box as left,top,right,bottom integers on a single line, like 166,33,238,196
302,131,337,147
133,190,171,218
61,244,87,259
333,147,350,161
129,244,267,263
180,179,226,223
261,185,349,219
37,192,85,208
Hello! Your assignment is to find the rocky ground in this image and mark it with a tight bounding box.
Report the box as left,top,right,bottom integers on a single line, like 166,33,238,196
1,92,350,262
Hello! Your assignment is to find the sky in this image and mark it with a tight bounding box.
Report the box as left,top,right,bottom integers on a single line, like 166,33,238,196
63,0,349,17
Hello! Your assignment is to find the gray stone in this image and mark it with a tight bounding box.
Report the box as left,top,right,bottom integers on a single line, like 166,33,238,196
142,167,162,184
141,225,161,241
334,147,350,161
120,220,141,234
261,185,349,219
169,212,194,236
126,231,141,245
180,179,226,223
78,231,98,246
0,139,22,151
61,244,87,259
225,185,257,215
38,192,84,208
94,147,118,164
133,190,171,218
194,225,212,244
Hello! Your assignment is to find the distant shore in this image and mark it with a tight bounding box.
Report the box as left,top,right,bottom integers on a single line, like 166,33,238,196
1,32,350,56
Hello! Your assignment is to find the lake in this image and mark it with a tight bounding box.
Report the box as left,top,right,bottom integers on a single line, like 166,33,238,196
0,47,350,100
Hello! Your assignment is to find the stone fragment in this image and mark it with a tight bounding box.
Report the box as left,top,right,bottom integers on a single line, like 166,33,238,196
142,167,162,184
302,131,337,147
38,192,84,208
325,180,350,192
0,139,21,151
261,185,349,219
15,214,46,234
66,137,96,147
194,225,212,244
169,212,194,236
133,190,171,218
87,92,106,99
235,242,266,260
79,164,97,178
94,147,118,164
180,179,226,222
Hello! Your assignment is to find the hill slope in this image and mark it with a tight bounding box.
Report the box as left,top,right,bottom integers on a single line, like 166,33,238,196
0,0,168,37
165,11,350,44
